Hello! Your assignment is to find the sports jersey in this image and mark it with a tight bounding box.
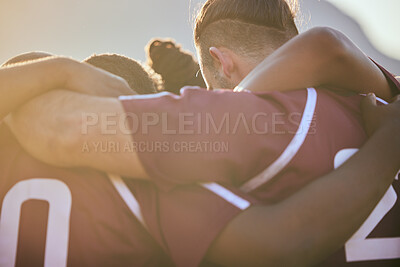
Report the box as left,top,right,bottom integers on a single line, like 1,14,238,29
0,122,255,267
119,62,400,266
122,179,256,267
0,123,172,267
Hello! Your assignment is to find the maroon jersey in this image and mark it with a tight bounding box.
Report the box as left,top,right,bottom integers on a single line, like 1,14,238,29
0,123,173,267
0,123,254,267
120,62,400,266
122,179,256,267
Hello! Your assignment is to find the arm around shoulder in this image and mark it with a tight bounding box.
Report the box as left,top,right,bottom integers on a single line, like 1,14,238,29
6,90,149,179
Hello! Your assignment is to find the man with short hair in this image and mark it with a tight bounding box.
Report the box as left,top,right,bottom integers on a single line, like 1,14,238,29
194,0,298,89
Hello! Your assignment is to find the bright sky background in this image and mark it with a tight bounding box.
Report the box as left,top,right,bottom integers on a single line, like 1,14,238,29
327,0,400,60
0,0,399,72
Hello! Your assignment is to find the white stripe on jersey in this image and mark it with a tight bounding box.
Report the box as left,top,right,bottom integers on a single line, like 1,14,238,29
119,91,175,101
107,174,148,230
109,174,252,230
376,97,388,105
202,183,251,210
240,88,318,193
360,94,388,105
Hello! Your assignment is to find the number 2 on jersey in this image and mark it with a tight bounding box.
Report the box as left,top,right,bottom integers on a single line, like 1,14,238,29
335,149,400,262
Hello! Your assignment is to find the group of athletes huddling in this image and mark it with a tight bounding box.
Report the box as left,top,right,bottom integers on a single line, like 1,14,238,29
0,0,399,266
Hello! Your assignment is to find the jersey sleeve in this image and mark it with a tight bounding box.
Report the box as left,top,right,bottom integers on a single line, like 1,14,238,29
369,58,400,96
119,88,303,189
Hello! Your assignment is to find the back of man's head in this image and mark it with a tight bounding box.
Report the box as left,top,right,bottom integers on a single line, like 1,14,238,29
194,0,299,71
84,53,162,95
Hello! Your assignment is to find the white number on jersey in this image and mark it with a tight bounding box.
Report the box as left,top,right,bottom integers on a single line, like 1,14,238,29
334,149,400,262
0,179,72,267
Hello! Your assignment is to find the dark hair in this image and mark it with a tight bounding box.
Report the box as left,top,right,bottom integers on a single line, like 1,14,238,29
84,53,162,95
195,0,298,42
145,38,206,94
194,0,299,70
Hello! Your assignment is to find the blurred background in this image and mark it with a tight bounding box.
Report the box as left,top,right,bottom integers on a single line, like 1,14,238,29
0,0,399,73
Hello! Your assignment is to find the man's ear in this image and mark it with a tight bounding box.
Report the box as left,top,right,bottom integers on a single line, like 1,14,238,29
209,47,234,78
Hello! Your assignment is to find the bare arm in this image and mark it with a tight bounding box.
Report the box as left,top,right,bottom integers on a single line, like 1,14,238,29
236,27,394,101
0,57,67,120
0,56,133,120
6,90,148,179
207,95,400,266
